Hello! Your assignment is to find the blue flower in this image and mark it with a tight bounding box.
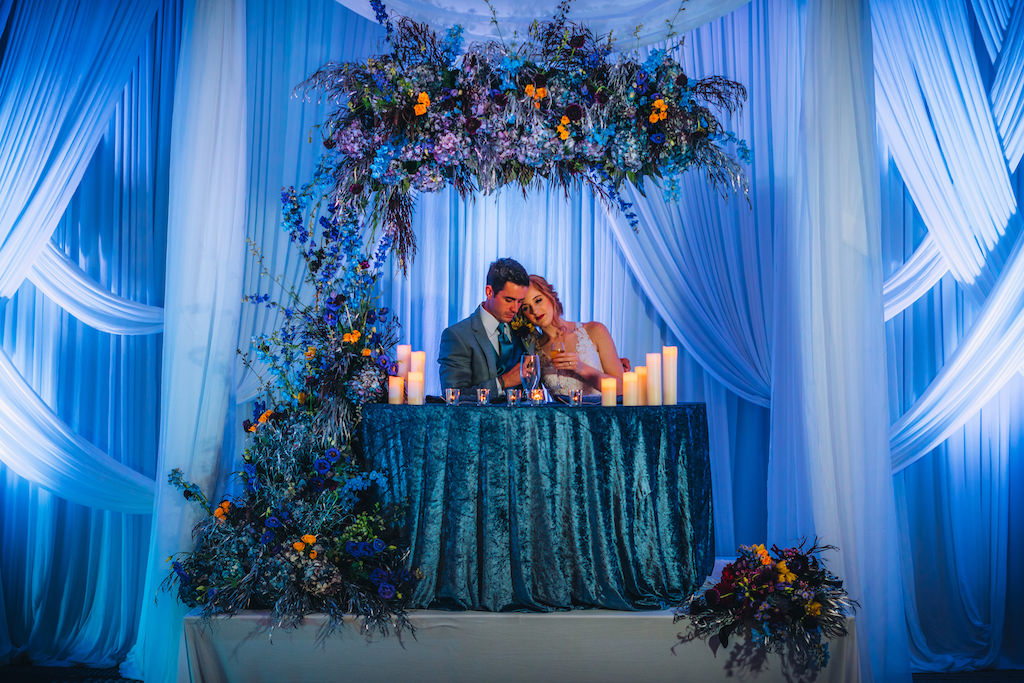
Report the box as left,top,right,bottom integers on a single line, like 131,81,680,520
315,458,331,474
372,538,386,553
243,463,256,477
172,561,190,584
650,133,665,144
366,310,377,324
369,568,388,584
260,531,274,544
377,307,388,320
346,540,360,557
323,311,337,325
266,516,281,528
378,582,396,599
326,447,340,462
357,541,371,557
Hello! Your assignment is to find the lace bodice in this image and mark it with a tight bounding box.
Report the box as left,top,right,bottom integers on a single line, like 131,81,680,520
540,323,603,395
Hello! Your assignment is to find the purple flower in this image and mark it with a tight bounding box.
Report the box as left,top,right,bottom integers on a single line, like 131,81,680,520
377,307,389,320
323,311,337,325
378,582,396,599
369,568,389,584
366,310,377,324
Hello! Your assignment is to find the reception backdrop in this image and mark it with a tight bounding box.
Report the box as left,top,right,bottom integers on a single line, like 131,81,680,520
0,0,1021,681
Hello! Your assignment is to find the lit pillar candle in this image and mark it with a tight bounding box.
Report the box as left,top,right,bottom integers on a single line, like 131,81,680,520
636,366,648,405
410,350,426,378
662,346,678,405
622,371,638,406
407,371,425,405
601,377,617,407
396,345,411,381
646,352,663,406
388,376,405,404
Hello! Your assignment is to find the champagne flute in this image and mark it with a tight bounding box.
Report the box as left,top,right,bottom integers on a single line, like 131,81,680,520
520,354,540,400
551,339,566,379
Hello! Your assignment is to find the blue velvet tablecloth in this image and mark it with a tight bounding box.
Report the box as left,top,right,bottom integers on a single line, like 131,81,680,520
359,403,713,612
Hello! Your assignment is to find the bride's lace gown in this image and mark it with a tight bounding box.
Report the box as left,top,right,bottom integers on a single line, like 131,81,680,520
540,323,603,395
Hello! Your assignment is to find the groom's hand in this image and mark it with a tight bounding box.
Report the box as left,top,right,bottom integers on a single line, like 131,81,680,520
499,366,522,389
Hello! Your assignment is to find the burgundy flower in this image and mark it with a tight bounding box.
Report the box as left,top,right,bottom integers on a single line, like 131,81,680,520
569,34,585,49
466,117,482,134
565,103,583,122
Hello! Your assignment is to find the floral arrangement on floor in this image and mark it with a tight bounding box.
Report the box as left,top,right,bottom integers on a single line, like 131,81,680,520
674,541,857,679
162,157,418,635
301,0,750,269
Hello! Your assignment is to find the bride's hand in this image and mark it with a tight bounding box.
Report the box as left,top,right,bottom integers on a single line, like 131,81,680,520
551,351,580,372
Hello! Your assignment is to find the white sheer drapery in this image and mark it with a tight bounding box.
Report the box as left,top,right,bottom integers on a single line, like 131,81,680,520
334,0,752,47
0,349,155,513
29,244,164,335
991,3,1024,171
0,0,161,298
123,0,247,680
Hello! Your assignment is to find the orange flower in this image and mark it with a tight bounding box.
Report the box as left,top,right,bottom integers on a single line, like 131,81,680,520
219,500,231,510
659,111,667,121
294,392,307,404
417,91,430,105
806,601,822,616
247,423,257,433
560,115,569,125
649,113,659,123
304,346,316,359
301,534,317,545
536,87,547,98
654,98,666,110
534,101,540,109
350,330,361,342
309,551,318,559
413,103,427,116
361,348,372,357
342,333,353,343
293,541,306,552
214,507,226,520
258,409,273,424
525,84,535,97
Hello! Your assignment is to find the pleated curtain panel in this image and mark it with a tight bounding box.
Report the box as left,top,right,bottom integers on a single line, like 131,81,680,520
0,0,1021,680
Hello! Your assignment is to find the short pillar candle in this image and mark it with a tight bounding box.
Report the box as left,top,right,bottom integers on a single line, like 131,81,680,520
636,366,648,405
406,371,425,405
601,377,617,406
388,376,405,404
622,371,638,406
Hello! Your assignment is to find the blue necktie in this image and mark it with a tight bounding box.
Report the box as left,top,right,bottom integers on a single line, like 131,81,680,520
497,323,517,374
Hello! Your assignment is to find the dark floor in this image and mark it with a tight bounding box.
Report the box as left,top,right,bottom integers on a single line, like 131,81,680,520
0,665,1021,682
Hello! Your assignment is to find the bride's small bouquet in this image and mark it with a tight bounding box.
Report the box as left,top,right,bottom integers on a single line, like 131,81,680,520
674,540,856,678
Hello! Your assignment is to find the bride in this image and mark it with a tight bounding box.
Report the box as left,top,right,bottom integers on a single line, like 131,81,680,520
520,274,624,396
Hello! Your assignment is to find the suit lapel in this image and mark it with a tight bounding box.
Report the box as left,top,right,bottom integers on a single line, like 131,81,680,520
470,308,498,376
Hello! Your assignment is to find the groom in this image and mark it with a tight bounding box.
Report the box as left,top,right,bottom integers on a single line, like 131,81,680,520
438,257,529,395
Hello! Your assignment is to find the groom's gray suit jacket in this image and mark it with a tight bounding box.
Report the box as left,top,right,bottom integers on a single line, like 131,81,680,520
437,306,524,394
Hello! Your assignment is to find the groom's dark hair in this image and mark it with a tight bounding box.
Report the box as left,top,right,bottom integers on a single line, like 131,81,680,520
486,258,529,291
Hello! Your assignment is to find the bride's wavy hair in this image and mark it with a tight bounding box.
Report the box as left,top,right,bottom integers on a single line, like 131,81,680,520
528,274,564,319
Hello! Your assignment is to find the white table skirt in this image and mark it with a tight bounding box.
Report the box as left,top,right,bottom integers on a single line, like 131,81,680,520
179,609,859,683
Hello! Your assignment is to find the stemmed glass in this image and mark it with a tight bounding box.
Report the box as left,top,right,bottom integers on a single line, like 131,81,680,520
551,339,566,382
520,354,541,404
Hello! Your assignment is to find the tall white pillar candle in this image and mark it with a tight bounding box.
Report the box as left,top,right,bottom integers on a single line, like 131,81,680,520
662,346,678,405
410,350,426,378
622,371,638,406
396,345,411,381
388,376,405,404
646,352,663,406
601,377,617,406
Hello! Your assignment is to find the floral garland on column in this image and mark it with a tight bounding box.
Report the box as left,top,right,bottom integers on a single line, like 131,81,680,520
163,0,750,634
